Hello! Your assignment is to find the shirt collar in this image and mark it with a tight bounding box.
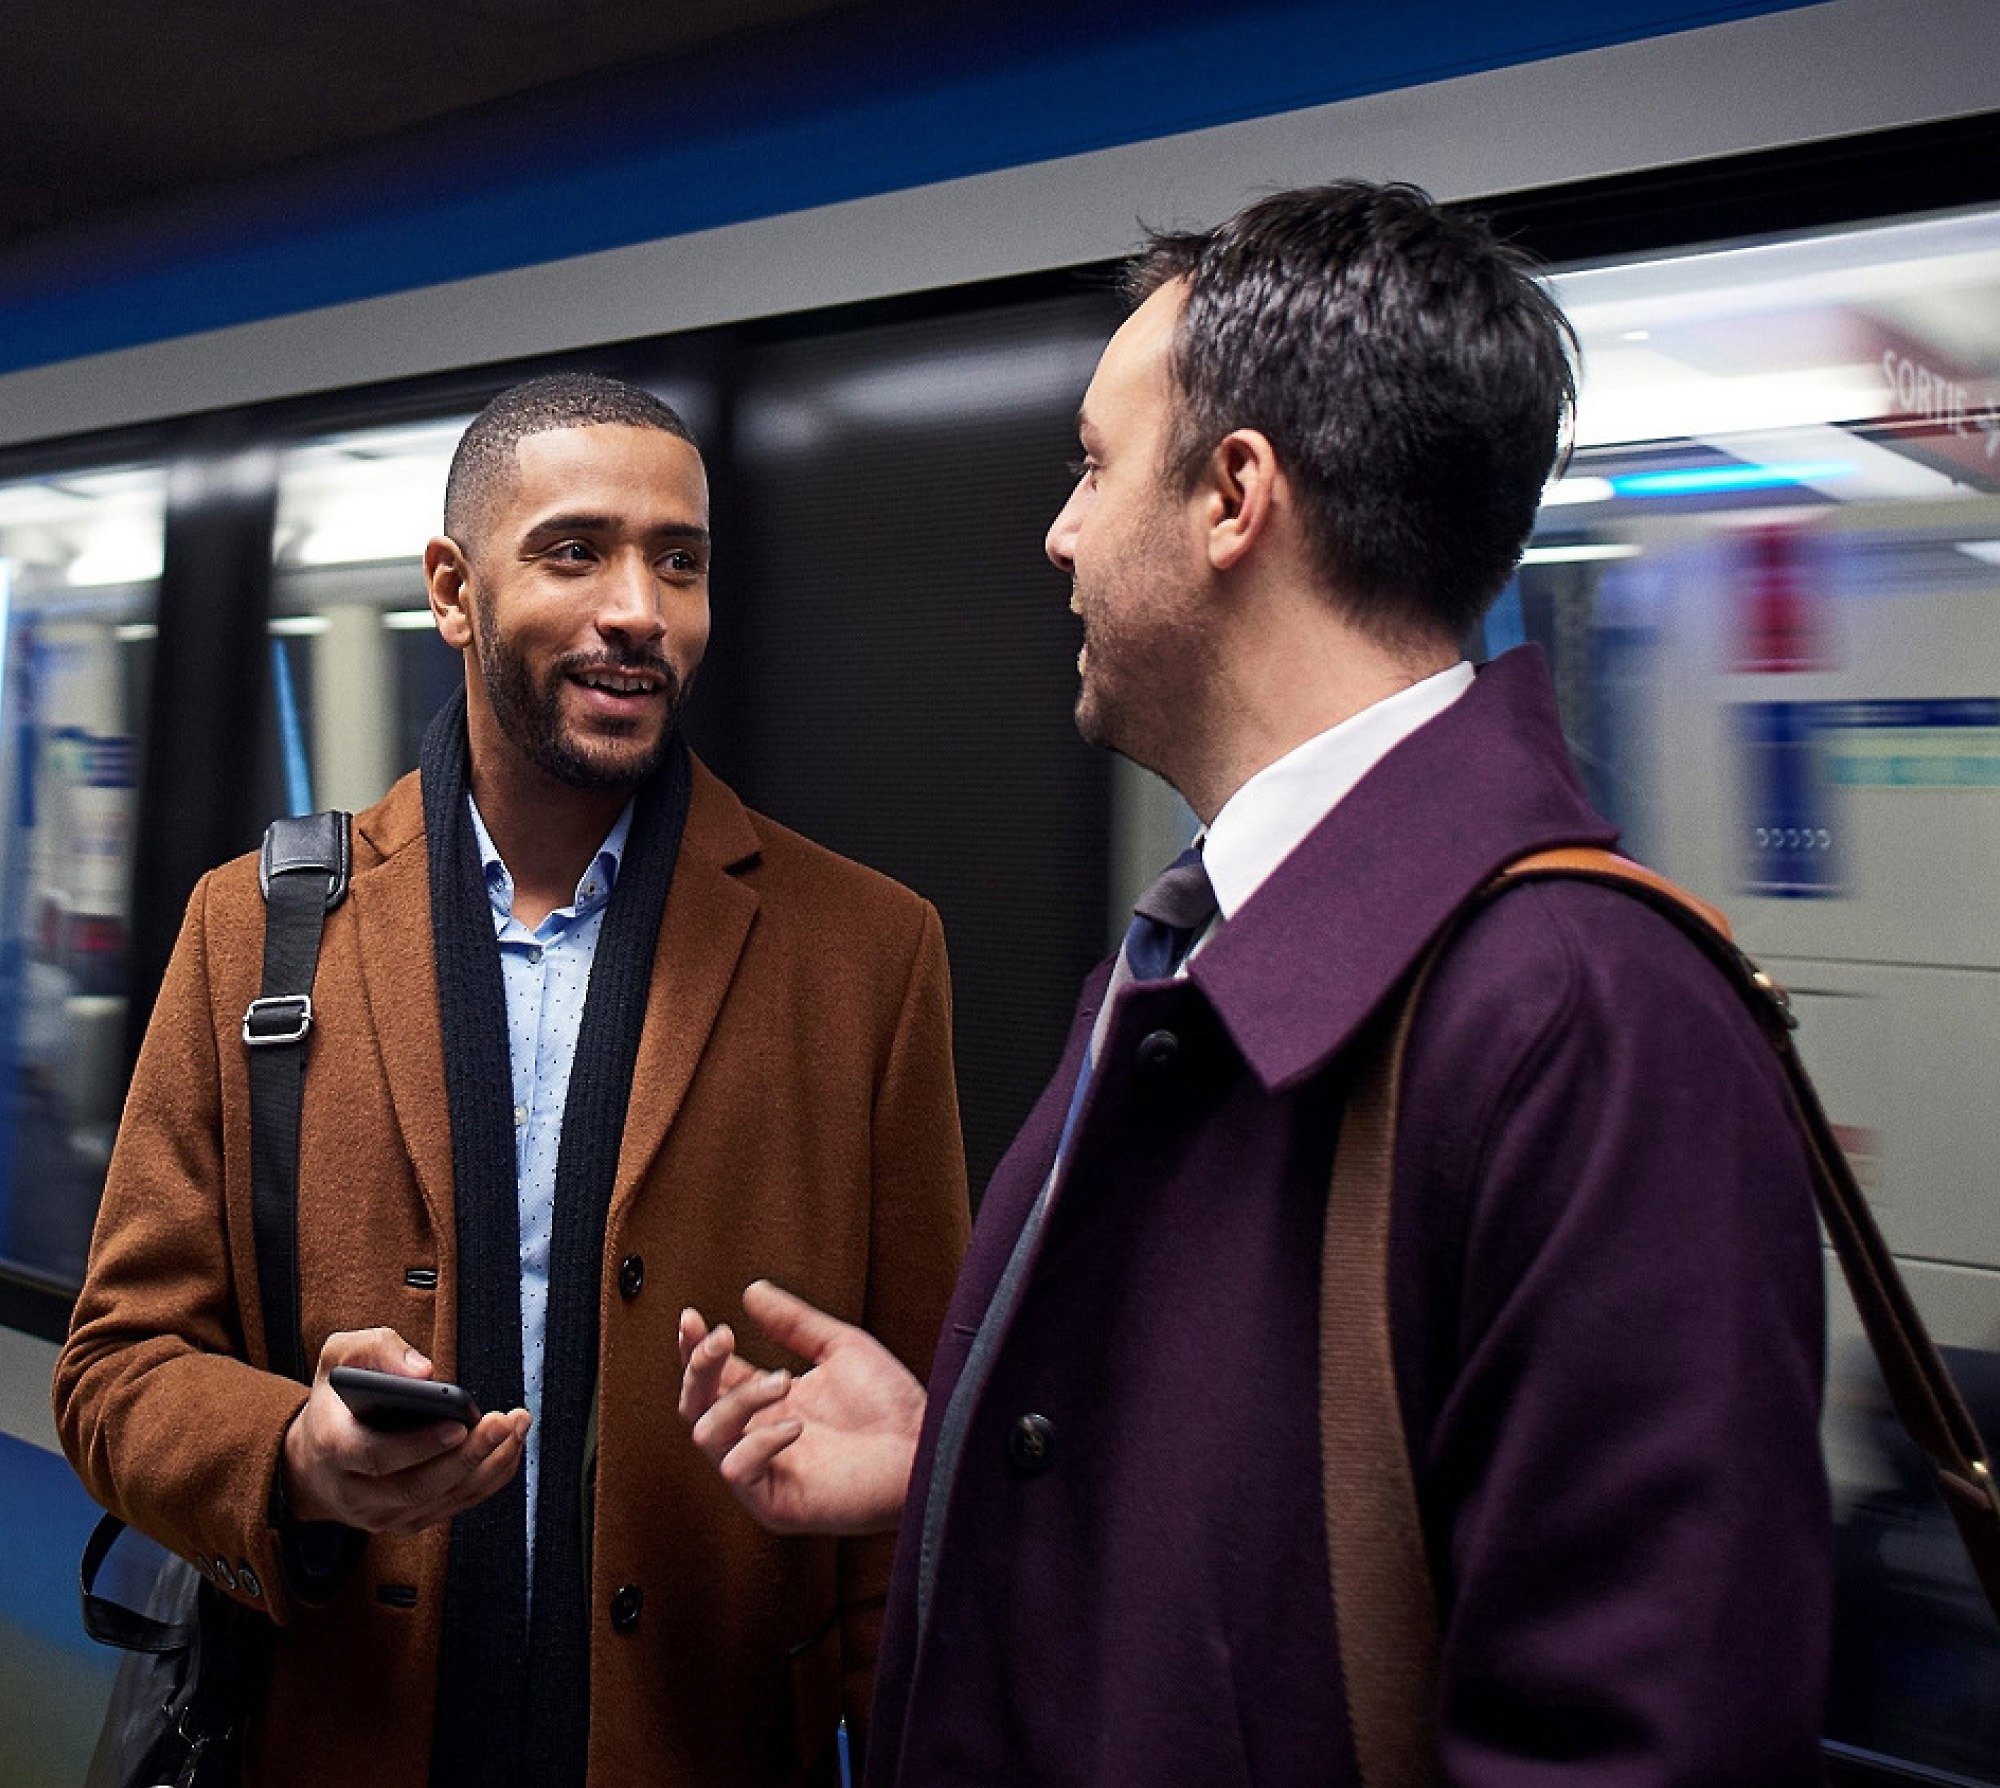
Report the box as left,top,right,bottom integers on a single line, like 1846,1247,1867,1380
1200,660,1475,922
466,793,634,925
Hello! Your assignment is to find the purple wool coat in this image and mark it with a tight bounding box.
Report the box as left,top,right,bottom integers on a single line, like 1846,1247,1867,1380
867,646,1831,1787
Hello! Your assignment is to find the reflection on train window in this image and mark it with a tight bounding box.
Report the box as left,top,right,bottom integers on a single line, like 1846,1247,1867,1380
0,467,160,1289
1518,205,2000,1778
268,417,472,814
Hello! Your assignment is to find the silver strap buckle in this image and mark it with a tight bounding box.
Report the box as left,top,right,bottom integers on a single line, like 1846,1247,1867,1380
242,994,313,1047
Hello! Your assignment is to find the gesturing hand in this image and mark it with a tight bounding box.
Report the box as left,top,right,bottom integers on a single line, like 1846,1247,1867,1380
677,1280,926,1536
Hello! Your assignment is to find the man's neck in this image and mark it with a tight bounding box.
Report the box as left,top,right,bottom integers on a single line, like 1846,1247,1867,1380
467,760,628,929
1181,617,1460,823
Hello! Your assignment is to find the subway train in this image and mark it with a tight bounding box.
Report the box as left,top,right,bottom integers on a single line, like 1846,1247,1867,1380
3,1,1999,1780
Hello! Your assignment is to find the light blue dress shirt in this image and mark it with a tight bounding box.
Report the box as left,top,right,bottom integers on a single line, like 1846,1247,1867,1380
466,794,633,1587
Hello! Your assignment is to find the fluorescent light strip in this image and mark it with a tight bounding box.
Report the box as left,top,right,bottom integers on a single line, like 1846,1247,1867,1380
1540,476,1614,508
1609,462,1852,498
1521,543,1642,565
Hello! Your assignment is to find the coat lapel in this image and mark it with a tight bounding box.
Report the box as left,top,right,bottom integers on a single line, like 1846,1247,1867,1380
610,758,760,1209
1190,646,1617,1092
350,779,457,1239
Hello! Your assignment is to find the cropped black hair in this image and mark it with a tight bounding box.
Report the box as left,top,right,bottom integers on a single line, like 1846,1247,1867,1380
1131,181,1576,646
443,372,697,551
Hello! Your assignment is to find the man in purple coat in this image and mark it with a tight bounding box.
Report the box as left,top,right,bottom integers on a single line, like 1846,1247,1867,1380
679,182,1831,1784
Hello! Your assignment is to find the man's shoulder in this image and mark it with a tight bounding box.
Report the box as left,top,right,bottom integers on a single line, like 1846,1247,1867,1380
1434,870,1746,1020
188,772,424,929
739,802,935,921
1408,869,1786,1129
690,759,935,927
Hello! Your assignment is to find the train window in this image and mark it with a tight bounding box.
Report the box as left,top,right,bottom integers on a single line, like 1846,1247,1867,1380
267,418,472,814
1521,202,2000,1778
0,465,161,1291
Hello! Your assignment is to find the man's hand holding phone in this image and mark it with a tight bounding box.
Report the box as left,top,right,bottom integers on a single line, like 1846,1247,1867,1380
282,1327,531,1535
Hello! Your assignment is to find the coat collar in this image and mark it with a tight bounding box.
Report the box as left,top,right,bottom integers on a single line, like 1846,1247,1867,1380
351,776,451,1230
346,752,763,1232
1184,645,1615,1093
609,756,761,1210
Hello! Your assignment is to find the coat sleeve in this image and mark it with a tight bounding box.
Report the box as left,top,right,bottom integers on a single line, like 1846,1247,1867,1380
53,870,317,1624
1394,882,1831,1787
837,896,972,1746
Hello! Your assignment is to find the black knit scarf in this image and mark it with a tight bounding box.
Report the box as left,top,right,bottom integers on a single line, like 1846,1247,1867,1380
420,691,691,1788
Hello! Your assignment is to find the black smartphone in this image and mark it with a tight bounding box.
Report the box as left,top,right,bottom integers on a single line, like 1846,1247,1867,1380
329,1366,481,1433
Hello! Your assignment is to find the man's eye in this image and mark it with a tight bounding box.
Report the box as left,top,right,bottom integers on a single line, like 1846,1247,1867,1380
547,540,594,563
659,550,702,574
1066,457,1099,485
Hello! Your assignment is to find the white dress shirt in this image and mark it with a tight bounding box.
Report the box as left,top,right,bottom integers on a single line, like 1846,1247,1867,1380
1190,659,1475,955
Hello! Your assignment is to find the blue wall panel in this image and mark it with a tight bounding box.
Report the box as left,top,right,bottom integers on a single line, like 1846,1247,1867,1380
0,0,1820,375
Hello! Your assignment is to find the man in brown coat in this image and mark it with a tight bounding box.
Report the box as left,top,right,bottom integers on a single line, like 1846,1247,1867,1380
55,373,970,1788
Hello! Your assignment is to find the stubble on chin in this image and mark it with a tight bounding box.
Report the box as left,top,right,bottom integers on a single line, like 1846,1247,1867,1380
1072,676,1113,754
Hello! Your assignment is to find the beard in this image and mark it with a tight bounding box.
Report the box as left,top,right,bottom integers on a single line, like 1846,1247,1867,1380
1068,515,1209,778
474,617,689,792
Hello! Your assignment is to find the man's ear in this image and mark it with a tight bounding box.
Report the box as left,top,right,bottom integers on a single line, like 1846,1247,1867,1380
424,536,475,650
1199,429,1283,573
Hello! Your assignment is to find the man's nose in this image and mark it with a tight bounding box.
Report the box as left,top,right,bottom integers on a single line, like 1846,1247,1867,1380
1046,489,1081,573
597,553,668,642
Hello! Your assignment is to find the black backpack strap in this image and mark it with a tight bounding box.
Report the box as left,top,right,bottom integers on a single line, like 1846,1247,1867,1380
75,814,350,1712
245,811,351,1387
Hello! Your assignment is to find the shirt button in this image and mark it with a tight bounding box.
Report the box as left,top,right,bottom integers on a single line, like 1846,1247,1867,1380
513,1105,528,1129
527,946,543,965
611,1583,643,1633
618,1254,645,1299
1006,1413,1057,1475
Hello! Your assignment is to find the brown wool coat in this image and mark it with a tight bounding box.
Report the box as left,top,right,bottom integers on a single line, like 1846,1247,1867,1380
55,756,970,1788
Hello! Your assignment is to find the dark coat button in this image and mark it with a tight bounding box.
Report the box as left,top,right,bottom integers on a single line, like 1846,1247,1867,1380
1135,1029,1179,1071
618,1254,645,1299
237,1564,263,1599
611,1583,643,1632
1006,1413,1056,1475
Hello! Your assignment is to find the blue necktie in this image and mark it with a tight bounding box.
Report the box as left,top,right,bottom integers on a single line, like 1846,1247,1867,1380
1048,844,1217,1161
1121,844,1217,984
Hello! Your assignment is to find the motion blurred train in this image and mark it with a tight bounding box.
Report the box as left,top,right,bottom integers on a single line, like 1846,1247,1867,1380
2,1,1998,1780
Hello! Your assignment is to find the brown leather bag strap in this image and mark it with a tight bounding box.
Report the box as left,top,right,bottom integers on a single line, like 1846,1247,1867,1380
1320,846,2000,1785
1322,941,1449,1788
1498,849,2000,1609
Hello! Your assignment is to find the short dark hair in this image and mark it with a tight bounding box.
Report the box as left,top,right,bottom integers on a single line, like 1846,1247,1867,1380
443,372,697,550
1131,182,1576,645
